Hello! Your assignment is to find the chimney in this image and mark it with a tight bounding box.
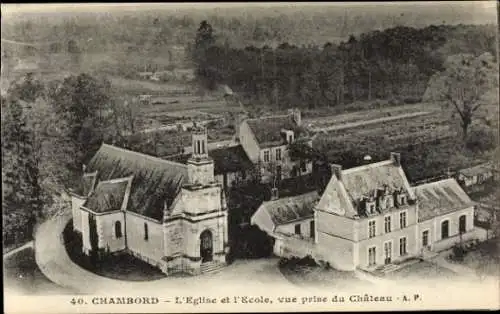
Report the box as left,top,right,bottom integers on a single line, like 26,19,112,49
330,164,343,181
390,152,401,167
271,187,279,200
288,108,302,126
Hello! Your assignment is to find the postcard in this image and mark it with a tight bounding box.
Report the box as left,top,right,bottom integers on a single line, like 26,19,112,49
2,2,499,313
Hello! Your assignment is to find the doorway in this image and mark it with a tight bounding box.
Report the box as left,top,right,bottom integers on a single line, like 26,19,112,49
200,230,213,263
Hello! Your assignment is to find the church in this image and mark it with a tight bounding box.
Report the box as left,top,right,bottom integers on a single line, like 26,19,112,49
69,126,229,275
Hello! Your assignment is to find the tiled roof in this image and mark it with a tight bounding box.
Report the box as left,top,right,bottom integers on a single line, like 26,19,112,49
245,115,301,148
81,172,97,197
342,160,414,202
254,191,319,227
459,162,497,177
317,159,415,218
85,178,130,213
414,178,474,222
83,143,188,221
163,145,253,175
209,145,253,174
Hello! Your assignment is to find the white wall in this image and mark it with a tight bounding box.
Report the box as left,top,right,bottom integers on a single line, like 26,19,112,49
238,121,260,163
95,211,126,253
125,211,164,264
276,218,314,239
71,195,86,232
417,206,475,252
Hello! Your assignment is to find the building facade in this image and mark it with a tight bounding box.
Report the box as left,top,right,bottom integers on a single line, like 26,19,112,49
237,109,313,184
251,152,479,272
70,127,229,275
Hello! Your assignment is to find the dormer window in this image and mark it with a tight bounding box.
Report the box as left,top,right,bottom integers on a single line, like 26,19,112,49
398,193,407,206
366,200,376,215
386,194,394,208
283,129,295,144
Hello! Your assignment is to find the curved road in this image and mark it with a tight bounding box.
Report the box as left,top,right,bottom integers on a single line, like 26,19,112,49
34,211,296,295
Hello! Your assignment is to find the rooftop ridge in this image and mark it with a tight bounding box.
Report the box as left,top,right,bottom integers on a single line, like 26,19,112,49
263,190,319,204
414,177,456,189
342,159,394,174
101,143,188,169
95,175,134,186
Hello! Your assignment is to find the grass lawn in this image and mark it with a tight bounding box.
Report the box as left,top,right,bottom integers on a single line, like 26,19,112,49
278,257,368,289
386,260,457,281
63,220,167,281
3,247,74,295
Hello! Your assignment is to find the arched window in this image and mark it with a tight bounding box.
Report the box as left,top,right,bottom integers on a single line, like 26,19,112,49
459,215,466,234
115,221,122,238
441,220,449,239
144,223,149,241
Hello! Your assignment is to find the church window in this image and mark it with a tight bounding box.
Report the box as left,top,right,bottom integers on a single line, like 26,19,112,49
115,221,122,238
201,140,206,154
144,223,149,241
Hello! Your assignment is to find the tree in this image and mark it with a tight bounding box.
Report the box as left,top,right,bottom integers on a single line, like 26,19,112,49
2,98,43,246
7,73,45,103
423,53,498,140
47,73,112,167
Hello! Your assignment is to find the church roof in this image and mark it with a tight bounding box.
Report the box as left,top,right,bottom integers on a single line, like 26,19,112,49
245,114,302,148
83,143,188,221
251,191,319,234
85,178,130,213
414,178,474,222
163,144,253,175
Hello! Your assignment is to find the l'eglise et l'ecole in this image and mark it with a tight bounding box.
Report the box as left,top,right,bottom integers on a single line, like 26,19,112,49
68,108,480,275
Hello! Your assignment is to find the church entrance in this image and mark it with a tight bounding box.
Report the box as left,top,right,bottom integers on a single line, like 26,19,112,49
200,230,213,263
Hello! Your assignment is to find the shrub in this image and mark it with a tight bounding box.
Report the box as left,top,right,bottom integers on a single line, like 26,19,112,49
466,126,497,153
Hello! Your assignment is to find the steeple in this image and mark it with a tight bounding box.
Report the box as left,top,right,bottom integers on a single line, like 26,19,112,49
187,125,214,186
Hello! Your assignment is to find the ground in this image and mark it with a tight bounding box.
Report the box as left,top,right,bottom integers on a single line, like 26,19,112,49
385,259,457,282
278,256,370,290
3,247,75,295
459,239,500,278
62,220,167,281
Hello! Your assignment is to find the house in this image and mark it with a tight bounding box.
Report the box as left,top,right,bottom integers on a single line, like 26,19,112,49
69,126,229,275
251,152,479,272
237,109,313,184
457,162,498,188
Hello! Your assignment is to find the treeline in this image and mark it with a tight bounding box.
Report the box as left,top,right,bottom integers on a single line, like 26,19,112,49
195,23,497,109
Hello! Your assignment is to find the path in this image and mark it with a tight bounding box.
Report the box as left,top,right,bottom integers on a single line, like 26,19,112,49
3,241,34,258
34,211,294,295
310,111,431,133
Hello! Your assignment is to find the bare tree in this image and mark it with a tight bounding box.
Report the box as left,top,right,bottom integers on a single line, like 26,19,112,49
423,53,498,140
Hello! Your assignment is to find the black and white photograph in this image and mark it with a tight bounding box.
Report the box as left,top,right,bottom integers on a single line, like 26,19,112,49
2,2,499,312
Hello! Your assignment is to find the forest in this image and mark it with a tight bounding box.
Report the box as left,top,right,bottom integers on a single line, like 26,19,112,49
194,22,497,109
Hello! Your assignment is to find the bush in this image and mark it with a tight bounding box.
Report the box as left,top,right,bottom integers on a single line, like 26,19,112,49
451,244,467,262
466,126,497,153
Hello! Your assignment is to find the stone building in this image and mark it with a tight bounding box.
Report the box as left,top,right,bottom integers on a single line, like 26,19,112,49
237,109,313,185
251,152,479,272
70,126,229,275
